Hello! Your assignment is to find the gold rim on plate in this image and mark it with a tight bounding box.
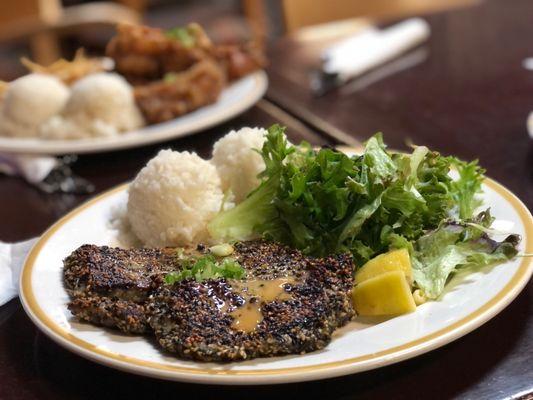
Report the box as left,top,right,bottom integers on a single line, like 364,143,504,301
19,178,533,383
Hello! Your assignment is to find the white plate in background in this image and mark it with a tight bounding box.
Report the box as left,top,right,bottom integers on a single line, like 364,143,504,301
0,71,267,155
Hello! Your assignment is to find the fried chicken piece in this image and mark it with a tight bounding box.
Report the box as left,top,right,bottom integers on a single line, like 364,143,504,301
106,23,213,84
133,59,226,124
107,23,265,83
214,41,267,81
107,22,265,124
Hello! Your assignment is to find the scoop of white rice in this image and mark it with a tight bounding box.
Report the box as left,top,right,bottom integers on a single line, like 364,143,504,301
39,72,144,140
211,127,267,202
0,73,69,137
64,72,144,132
39,115,118,140
127,150,225,247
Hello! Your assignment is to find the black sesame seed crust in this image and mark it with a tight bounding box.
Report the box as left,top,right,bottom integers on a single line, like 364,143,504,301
63,244,178,333
149,241,355,361
63,241,355,361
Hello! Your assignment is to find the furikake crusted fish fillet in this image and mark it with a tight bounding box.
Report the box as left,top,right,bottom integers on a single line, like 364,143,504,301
63,244,177,333
63,240,355,361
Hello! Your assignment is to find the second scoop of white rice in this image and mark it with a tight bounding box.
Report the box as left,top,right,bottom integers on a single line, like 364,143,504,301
211,127,267,202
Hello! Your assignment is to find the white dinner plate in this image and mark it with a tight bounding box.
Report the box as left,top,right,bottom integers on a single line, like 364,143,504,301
19,175,532,385
0,71,267,155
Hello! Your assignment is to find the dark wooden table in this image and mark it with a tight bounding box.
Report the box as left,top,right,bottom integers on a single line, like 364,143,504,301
0,0,532,399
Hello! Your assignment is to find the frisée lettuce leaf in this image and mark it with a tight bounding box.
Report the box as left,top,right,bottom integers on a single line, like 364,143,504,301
408,210,519,298
207,124,292,241
207,125,520,297
165,254,244,284
449,159,485,219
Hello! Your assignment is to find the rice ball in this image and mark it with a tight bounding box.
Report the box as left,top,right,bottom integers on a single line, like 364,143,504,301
0,73,69,137
211,127,267,202
39,115,118,140
127,149,224,247
63,72,144,132
39,72,144,140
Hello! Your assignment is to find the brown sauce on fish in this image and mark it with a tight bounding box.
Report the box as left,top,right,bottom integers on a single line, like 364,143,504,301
210,278,295,333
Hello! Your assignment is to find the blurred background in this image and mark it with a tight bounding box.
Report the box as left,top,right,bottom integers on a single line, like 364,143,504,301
0,0,479,79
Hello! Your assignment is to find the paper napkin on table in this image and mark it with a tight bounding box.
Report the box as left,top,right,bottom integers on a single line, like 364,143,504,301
0,238,38,306
322,18,430,78
0,153,57,184
313,18,430,94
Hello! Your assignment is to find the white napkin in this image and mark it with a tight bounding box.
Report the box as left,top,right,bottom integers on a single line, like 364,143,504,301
0,153,57,183
322,18,431,81
0,238,38,306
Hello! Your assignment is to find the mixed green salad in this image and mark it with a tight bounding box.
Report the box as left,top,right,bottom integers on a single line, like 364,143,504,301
208,125,520,299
